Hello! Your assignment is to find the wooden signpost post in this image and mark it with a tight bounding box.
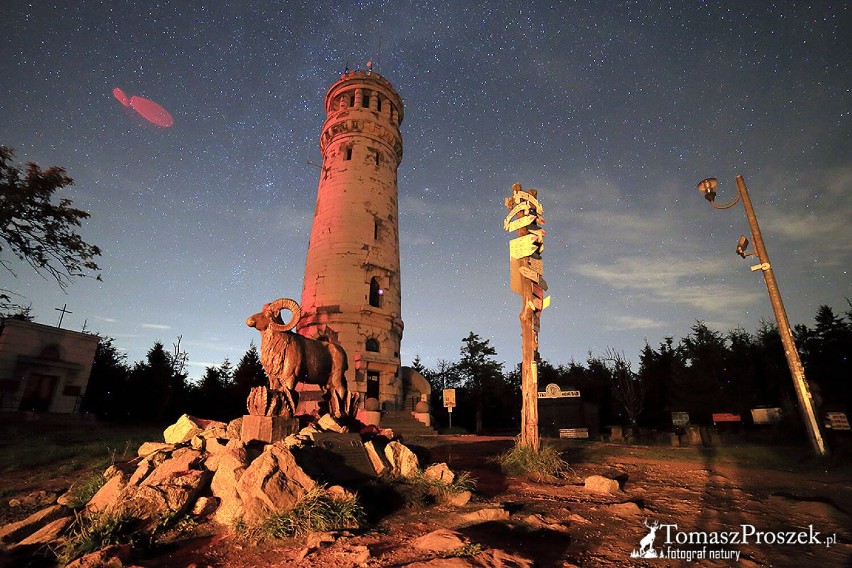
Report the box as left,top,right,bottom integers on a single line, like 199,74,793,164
504,183,550,452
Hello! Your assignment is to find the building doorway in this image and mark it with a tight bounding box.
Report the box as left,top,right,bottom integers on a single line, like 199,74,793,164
366,371,380,400
19,374,59,411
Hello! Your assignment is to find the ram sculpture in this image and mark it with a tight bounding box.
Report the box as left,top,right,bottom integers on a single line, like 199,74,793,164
246,298,349,418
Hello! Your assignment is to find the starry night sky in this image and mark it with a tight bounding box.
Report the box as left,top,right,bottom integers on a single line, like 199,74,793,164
1,2,850,378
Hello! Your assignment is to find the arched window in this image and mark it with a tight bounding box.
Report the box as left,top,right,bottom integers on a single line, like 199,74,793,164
366,338,380,352
39,345,60,360
369,277,382,307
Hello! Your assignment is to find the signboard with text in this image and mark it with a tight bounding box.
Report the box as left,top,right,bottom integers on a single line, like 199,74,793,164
538,383,580,399
443,389,456,408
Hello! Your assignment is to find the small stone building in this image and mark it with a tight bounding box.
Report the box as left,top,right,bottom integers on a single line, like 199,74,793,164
0,319,99,413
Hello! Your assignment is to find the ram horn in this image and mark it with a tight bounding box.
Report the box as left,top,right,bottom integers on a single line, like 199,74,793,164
266,298,302,332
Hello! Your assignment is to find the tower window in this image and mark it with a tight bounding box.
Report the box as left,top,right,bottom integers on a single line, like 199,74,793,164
349,93,356,107
374,220,380,240
366,338,380,352
369,277,383,308
376,97,383,112
344,147,352,160
362,91,371,108
374,150,381,166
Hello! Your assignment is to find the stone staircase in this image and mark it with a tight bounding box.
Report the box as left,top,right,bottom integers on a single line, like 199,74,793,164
379,410,438,438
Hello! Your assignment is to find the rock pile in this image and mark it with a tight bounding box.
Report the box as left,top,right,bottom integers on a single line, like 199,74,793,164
0,412,457,562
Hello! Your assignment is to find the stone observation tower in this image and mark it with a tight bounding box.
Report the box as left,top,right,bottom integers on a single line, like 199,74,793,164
299,67,405,410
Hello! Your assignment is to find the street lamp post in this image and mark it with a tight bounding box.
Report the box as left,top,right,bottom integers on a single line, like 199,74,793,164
697,175,828,457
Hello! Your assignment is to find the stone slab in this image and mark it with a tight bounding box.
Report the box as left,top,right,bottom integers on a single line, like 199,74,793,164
240,415,299,444
308,432,378,483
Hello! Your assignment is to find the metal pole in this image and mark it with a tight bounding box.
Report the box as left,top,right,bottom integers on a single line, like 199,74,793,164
735,175,827,456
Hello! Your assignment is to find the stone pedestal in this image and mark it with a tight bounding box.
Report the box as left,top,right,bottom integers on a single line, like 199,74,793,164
240,415,299,444
413,412,431,427
685,425,703,446
608,425,623,442
357,409,381,427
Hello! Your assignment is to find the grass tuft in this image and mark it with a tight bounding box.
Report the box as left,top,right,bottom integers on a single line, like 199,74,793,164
57,510,138,565
248,486,365,540
63,472,106,509
392,470,476,507
493,441,567,480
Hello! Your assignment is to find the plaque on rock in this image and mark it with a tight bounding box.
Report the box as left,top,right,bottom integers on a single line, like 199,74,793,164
308,432,378,483
241,414,299,444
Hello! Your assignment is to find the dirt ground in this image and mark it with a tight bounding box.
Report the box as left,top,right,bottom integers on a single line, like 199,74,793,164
3,434,851,567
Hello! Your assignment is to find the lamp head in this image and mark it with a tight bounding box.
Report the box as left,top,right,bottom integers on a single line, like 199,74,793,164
736,234,751,258
697,178,718,202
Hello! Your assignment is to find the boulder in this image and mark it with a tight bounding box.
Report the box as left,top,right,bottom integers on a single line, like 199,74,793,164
521,513,569,533
87,473,129,514
0,504,66,543
227,417,243,439
583,475,620,494
65,543,132,568
318,413,348,433
474,549,534,568
103,459,140,480
424,462,455,484
127,458,156,486
235,444,316,524
120,469,211,521
163,414,204,444
14,515,73,547
6,490,56,509
364,440,390,476
137,442,175,458
203,437,229,457
609,501,642,516
457,507,510,525
384,441,419,478
191,496,217,516
141,447,202,486
211,448,249,526
412,528,467,552
446,490,472,507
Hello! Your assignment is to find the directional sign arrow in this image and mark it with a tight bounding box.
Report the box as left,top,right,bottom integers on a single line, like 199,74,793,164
510,234,539,259
513,191,543,214
528,258,543,275
506,214,537,232
519,266,539,282
503,203,531,230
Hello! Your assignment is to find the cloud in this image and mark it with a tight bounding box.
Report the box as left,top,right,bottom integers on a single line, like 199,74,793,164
574,256,762,315
602,315,667,331
95,316,118,323
142,323,172,330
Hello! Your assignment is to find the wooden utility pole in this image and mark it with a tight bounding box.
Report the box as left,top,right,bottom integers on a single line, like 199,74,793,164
504,183,550,451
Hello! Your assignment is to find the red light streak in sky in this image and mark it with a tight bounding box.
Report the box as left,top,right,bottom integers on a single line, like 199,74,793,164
112,87,174,128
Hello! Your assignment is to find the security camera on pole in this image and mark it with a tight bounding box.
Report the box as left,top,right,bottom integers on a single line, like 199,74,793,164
504,183,550,451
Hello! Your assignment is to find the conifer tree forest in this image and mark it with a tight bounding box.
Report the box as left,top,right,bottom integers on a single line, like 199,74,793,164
81,304,851,442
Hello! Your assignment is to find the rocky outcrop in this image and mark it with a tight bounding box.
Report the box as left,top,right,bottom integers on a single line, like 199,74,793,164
0,412,466,565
